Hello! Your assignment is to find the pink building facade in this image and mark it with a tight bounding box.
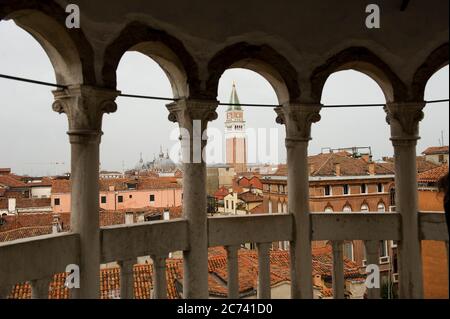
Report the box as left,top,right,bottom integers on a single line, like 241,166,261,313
51,179,182,213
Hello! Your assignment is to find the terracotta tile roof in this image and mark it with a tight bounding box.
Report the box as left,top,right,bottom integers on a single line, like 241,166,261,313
0,175,28,188
309,153,394,176
15,198,51,209
238,191,263,203
51,179,71,194
6,245,365,299
0,213,71,242
415,156,441,173
272,153,394,177
0,226,52,242
213,186,230,200
237,176,263,190
417,164,449,183
249,203,265,214
383,156,440,173
422,146,449,155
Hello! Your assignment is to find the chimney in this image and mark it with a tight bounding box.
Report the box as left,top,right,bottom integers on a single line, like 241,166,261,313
52,214,62,234
368,163,375,175
335,163,341,176
8,198,16,213
361,154,371,162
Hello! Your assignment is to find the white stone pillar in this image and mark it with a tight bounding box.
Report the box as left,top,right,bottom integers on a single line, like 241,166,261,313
364,240,380,299
275,103,321,299
385,102,425,298
53,85,119,299
151,254,168,299
166,99,218,299
331,241,345,299
225,245,239,299
119,259,135,299
0,285,10,299
30,277,51,299
257,242,271,299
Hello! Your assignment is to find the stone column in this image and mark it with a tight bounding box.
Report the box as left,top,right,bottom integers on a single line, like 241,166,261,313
151,254,168,299
53,85,119,299
384,102,425,299
166,98,218,299
225,245,239,299
275,103,321,299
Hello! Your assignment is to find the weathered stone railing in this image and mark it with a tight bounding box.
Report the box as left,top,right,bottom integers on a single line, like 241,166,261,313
0,212,447,299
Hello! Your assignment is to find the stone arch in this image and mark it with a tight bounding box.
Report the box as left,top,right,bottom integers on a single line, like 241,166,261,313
360,200,370,212
310,47,407,103
411,43,449,101
0,1,95,85
324,202,334,213
377,200,386,212
102,21,200,99
342,201,353,212
206,43,300,104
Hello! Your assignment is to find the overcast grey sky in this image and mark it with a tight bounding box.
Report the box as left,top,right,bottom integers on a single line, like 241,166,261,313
1,21,448,176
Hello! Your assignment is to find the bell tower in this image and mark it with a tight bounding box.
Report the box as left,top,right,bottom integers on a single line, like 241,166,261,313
225,82,247,172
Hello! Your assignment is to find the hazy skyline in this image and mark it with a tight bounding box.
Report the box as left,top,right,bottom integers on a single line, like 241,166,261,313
0,20,448,176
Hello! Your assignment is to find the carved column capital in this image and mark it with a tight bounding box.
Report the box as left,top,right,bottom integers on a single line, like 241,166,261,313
275,103,322,145
52,85,120,143
384,102,425,145
166,98,218,129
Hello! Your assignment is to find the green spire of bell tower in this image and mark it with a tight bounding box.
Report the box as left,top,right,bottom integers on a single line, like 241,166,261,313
227,81,242,111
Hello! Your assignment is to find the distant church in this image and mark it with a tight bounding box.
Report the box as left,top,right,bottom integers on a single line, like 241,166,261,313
225,82,247,173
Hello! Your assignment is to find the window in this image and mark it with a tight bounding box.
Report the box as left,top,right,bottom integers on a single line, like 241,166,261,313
324,185,331,196
343,184,349,195
343,205,352,213
439,154,444,162
54,198,60,206
390,188,396,206
343,242,354,261
360,204,369,213
377,203,386,212
129,195,133,199
380,240,388,257
268,200,272,214
149,194,155,202
277,202,282,213
283,203,288,213
127,183,137,190
377,183,384,193
361,184,367,194
324,206,333,213
231,201,234,210
101,196,107,204
118,196,123,203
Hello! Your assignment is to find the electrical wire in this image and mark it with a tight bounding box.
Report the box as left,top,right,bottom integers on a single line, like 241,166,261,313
1,73,449,108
